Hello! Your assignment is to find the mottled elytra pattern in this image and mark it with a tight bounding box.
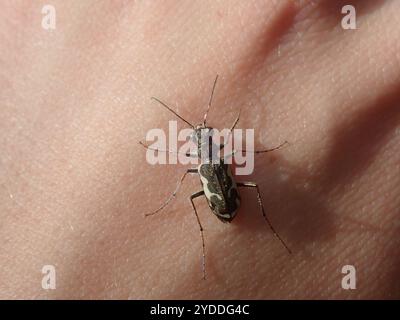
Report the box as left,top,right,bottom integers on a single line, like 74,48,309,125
198,160,240,222
140,75,291,280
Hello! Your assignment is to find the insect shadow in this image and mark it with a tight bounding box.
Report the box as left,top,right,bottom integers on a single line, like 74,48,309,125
315,0,386,18
140,75,291,280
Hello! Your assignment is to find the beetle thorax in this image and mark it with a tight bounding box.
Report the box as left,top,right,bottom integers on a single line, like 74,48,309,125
190,125,219,161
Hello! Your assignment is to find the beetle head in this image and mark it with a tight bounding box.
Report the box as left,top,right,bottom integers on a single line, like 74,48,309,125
189,124,215,145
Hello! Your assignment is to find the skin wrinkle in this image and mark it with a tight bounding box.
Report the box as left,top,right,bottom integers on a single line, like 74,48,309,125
0,0,400,299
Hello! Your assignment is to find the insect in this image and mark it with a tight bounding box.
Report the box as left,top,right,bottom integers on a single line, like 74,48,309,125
140,75,291,280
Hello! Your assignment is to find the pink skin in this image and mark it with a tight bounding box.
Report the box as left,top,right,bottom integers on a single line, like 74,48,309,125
1,0,400,299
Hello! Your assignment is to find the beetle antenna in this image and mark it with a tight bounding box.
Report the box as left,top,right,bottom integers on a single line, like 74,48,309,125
203,75,219,126
151,97,194,128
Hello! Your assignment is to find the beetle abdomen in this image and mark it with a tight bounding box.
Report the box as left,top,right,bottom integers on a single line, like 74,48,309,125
198,161,241,222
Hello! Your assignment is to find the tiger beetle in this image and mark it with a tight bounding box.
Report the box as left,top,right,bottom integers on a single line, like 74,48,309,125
140,75,291,280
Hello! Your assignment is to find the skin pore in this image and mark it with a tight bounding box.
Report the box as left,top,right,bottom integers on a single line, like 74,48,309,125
0,0,400,299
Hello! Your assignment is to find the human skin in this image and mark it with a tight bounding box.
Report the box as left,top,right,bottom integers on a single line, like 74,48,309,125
0,0,400,299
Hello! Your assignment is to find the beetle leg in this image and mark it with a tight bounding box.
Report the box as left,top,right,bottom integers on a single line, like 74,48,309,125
224,141,287,161
237,182,292,254
240,140,289,154
145,168,198,217
139,141,197,157
229,109,241,131
223,149,238,162
185,151,198,158
219,110,241,152
190,190,206,280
